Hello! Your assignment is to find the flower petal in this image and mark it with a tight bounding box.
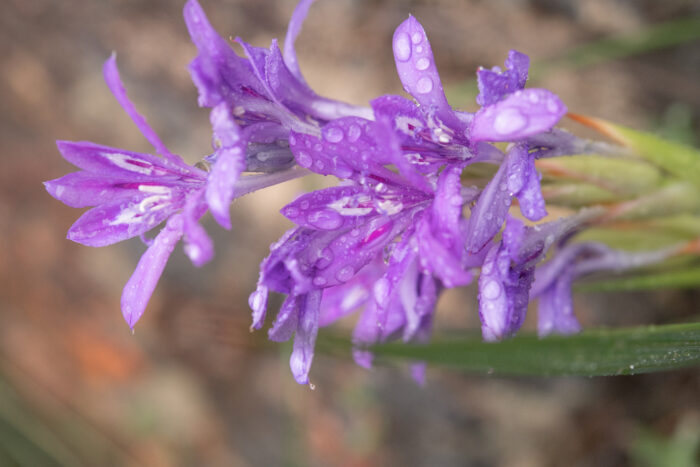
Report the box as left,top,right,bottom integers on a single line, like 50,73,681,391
206,103,247,229
290,289,322,385
44,172,141,208
465,160,511,253
55,141,203,181
183,0,263,108
269,294,300,342
103,55,183,164
283,0,314,85
392,16,461,131
67,193,177,247
121,214,184,329
182,190,213,267
470,89,567,143
476,50,529,106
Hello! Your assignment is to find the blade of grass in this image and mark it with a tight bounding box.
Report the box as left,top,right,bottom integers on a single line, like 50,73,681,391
366,322,700,376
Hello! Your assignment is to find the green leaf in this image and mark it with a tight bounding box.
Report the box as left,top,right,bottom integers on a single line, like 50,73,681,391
537,16,700,73
577,266,700,292
368,322,700,376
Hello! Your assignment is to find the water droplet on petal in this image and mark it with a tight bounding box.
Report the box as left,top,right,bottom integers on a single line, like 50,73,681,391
313,276,327,287
415,57,430,71
416,45,423,54
307,209,343,230
528,93,539,103
411,32,422,44
416,76,433,94
394,32,411,61
482,280,502,300
335,266,354,282
347,124,361,142
493,108,528,135
546,98,560,113
297,151,312,168
283,206,299,218
373,278,390,306
325,127,344,143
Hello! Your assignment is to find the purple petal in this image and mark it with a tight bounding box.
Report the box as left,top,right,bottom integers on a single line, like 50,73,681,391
470,89,567,143
392,16,461,130
281,185,375,231
182,190,213,267
269,294,300,342
465,161,511,253
416,215,472,288
44,172,141,208
290,290,322,385
477,244,510,341
67,193,177,247
352,300,381,369
249,283,269,331
283,0,314,85
183,0,263,108
505,143,546,221
55,141,204,181
516,159,547,221
103,55,182,164
476,50,530,106
206,103,246,229
537,270,581,337
121,214,184,328
318,261,381,326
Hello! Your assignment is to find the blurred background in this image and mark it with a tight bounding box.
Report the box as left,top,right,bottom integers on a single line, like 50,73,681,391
2,0,699,465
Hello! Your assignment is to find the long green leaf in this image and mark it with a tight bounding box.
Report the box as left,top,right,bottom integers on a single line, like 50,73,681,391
578,266,700,291
369,322,700,376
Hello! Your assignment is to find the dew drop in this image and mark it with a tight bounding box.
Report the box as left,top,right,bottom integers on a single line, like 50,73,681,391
347,124,361,142
482,280,502,300
493,108,528,135
394,32,412,61
415,57,430,71
316,248,334,269
416,76,433,94
314,160,325,170
325,126,344,143
313,276,327,287
297,151,312,168
307,209,343,230
546,98,560,113
284,206,299,218
411,32,422,44
336,266,354,282
528,93,539,104
373,278,390,306
416,46,423,54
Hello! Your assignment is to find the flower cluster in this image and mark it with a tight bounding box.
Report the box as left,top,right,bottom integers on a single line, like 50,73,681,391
46,0,679,385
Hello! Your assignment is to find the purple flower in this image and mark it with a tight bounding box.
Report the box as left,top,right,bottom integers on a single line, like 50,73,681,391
183,0,372,229
46,56,305,329
530,242,677,336
477,209,604,341
45,56,213,328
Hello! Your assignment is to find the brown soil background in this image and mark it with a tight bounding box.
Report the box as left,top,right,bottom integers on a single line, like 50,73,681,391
1,0,699,465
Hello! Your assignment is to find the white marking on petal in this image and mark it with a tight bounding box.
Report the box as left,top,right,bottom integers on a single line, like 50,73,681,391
102,152,153,175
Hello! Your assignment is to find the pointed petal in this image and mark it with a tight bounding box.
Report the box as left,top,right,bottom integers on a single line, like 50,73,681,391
67,194,176,246
476,50,529,106
283,0,314,85
465,161,511,253
478,243,511,341
470,89,566,143
537,271,580,337
269,294,300,342
121,214,184,328
392,16,461,130
206,103,246,229
182,190,213,266
516,158,547,221
44,172,141,208
249,283,269,330
417,215,472,288
103,55,182,163
290,290,322,384
55,141,203,180
183,0,263,108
